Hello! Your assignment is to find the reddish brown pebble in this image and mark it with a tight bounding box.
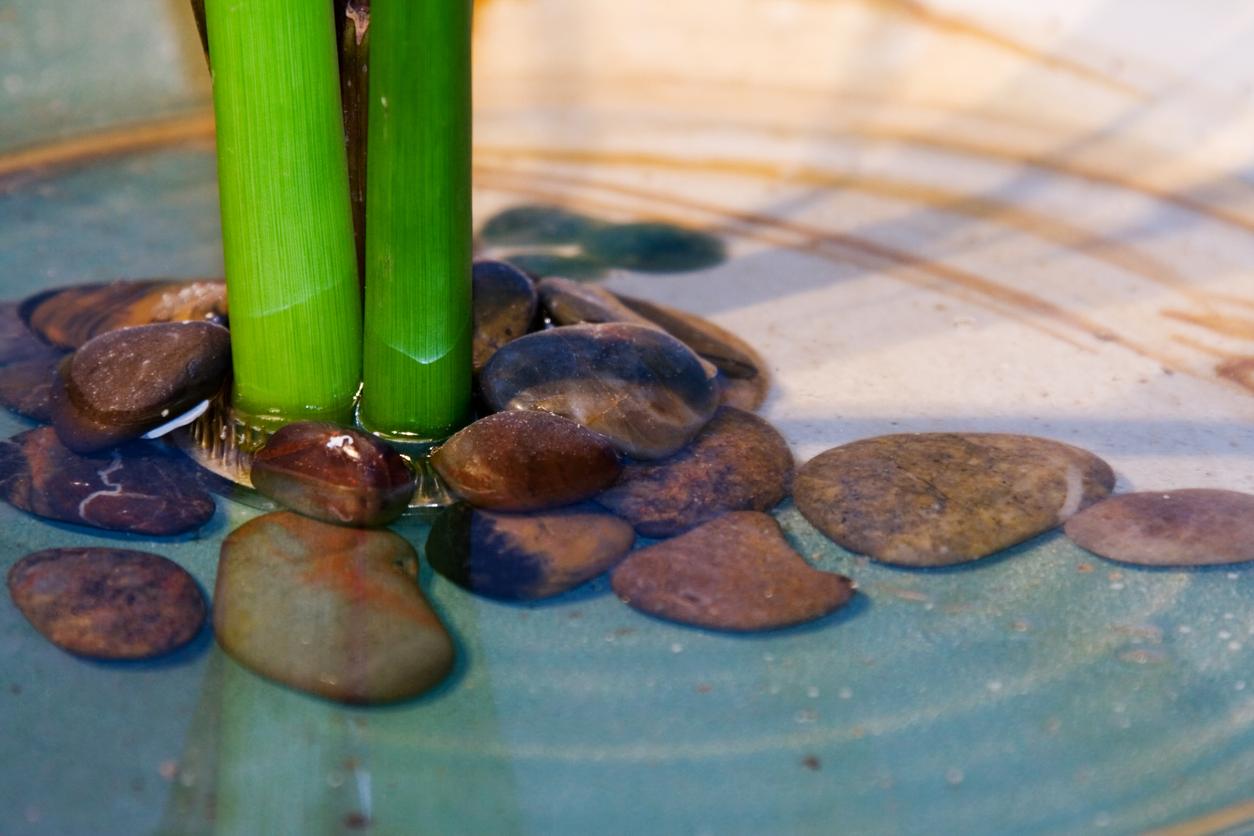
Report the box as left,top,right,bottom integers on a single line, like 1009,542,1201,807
0,427,216,536
1064,489,1254,566
20,279,228,349
427,502,635,600
473,259,538,372
0,302,63,367
596,406,793,537
611,511,856,632
614,293,771,411
794,433,1115,567
251,423,417,527
0,353,62,422
51,321,231,452
7,547,206,659
432,411,621,511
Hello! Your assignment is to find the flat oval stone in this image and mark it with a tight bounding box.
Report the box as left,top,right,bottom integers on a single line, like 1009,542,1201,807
426,503,635,600
251,423,416,527
795,433,1116,567
432,411,621,511
1065,489,1254,566
21,279,228,349
215,511,454,704
0,426,216,536
480,205,604,246
611,511,855,631
0,353,62,422
52,322,231,452
614,293,770,411
473,259,538,373
480,323,719,460
581,222,726,273
7,547,205,659
596,407,793,537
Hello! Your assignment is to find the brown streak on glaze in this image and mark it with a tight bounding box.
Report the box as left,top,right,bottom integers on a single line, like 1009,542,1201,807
1162,308,1254,341
856,0,1142,97
477,166,1094,352
1216,357,1254,394
0,113,216,182
477,163,1189,370
1144,798,1254,836
476,144,1235,305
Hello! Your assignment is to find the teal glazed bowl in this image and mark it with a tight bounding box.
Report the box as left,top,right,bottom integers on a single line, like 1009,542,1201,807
2,1,1253,833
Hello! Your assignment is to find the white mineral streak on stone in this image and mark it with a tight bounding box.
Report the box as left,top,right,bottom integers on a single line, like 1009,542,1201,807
142,399,211,439
1057,463,1085,520
77,451,125,517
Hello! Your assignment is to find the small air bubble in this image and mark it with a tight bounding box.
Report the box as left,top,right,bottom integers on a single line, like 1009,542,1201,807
806,686,820,699
670,643,684,654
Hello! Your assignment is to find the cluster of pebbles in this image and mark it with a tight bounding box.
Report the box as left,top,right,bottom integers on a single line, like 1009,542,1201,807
3,244,1253,704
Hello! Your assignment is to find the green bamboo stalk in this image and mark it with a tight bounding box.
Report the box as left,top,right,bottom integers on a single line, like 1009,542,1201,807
359,0,473,439
205,0,362,429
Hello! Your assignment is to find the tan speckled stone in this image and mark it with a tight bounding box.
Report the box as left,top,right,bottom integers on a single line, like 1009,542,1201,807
794,433,1115,567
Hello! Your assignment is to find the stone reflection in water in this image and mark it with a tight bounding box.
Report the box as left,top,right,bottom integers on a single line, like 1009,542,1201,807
581,221,726,273
214,511,454,704
20,278,228,349
0,426,216,536
426,501,635,601
499,252,608,281
8,547,206,659
479,204,604,246
478,204,727,279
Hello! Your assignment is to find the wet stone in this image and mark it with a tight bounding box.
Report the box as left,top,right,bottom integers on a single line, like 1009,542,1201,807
794,433,1116,567
500,252,607,281
214,511,454,704
427,502,635,601
538,277,661,330
473,259,538,373
0,426,216,536
480,323,719,460
1064,489,1254,566
21,279,228,349
614,293,770,411
7,547,206,659
596,407,793,537
0,302,64,367
479,205,604,246
250,423,416,527
0,353,62,422
611,511,856,632
51,321,231,452
581,222,726,273
433,411,621,511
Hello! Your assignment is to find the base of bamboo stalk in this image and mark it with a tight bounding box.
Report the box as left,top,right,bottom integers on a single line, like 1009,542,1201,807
172,387,458,515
